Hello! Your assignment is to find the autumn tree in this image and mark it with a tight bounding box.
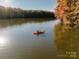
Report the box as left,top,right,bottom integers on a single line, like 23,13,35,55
56,0,79,28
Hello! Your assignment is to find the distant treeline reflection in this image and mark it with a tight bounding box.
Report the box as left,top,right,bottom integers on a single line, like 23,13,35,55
0,6,56,19
0,18,53,28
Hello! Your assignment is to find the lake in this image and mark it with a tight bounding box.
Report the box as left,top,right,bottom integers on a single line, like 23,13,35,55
0,18,59,59
1,18,78,59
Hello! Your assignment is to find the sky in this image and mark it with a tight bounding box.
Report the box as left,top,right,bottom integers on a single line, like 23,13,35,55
0,0,57,11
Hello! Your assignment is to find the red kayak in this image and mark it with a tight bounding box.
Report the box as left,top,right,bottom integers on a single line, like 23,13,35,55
33,31,45,35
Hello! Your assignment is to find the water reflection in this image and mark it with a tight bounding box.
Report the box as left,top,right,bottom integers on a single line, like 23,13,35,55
0,18,58,59
0,37,7,47
0,18,53,28
55,24,79,59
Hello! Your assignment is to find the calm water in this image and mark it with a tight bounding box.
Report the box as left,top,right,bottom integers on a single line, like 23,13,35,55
0,18,59,59
55,24,79,59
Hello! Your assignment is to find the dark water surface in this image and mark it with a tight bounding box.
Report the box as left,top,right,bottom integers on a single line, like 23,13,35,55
0,18,59,59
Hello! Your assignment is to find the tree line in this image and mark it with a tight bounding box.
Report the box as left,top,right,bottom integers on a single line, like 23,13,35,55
0,6,56,19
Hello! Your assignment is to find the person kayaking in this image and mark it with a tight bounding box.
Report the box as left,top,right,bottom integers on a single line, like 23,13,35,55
33,30,45,35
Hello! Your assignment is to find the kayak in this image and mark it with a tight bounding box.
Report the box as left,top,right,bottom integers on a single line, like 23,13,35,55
33,31,45,35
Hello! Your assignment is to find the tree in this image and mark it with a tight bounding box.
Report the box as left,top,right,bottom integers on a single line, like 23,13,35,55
55,0,79,28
